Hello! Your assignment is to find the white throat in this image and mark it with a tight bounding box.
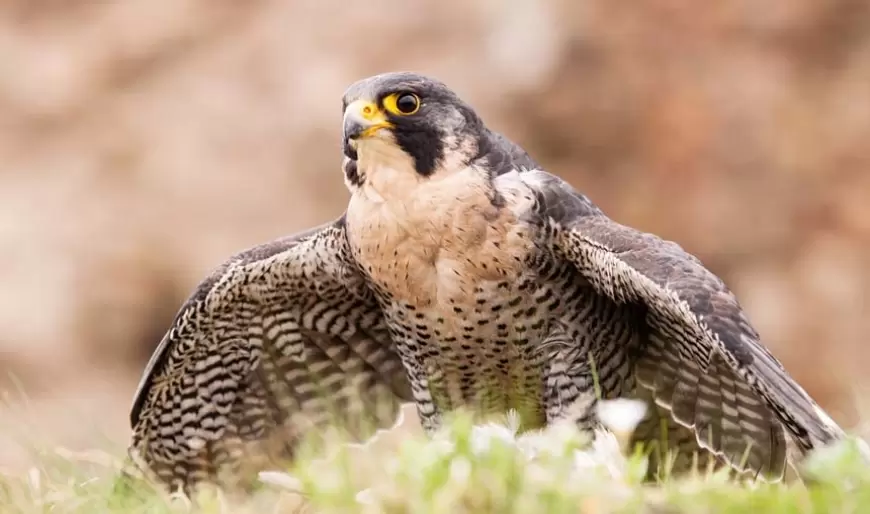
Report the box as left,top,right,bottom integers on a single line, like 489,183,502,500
345,138,500,249
353,138,424,205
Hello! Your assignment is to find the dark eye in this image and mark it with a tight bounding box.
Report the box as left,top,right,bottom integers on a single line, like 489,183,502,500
384,92,420,116
396,94,419,114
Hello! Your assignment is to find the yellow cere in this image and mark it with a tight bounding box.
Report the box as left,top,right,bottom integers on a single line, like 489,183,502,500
346,99,394,138
359,101,380,121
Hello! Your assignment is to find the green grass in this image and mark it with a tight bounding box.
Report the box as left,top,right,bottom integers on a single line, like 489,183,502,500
1,407,869,514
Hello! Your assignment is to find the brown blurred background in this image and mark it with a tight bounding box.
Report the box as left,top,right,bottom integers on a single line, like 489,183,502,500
1,0,868,470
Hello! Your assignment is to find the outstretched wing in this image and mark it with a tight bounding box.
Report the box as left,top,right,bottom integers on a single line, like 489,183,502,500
128,216,411,492
526,170,845,480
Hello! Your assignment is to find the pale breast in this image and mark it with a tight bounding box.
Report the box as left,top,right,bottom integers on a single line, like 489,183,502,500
345,166,536,308
344,164,560,419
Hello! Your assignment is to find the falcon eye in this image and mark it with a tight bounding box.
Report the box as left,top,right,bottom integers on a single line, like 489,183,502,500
395,94,419,114
383,92,420,116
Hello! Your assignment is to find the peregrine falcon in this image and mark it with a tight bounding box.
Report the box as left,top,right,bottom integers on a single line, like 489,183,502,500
128,71,851,493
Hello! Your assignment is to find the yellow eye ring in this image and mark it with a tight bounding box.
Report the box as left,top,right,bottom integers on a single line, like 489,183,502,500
383,92,420,116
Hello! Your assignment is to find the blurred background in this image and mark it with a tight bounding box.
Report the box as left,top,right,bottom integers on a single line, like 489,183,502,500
1,0,868,470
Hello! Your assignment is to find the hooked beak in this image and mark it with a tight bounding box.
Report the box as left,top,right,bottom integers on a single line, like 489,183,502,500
342,99,394,160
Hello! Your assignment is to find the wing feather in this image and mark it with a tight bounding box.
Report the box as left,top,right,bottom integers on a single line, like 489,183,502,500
527,169,845,479
127,216,411,492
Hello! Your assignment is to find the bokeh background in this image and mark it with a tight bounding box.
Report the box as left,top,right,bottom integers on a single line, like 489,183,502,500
1,0,869,470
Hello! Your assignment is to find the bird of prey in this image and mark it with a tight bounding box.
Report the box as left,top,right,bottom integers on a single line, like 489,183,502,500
128,71,851,493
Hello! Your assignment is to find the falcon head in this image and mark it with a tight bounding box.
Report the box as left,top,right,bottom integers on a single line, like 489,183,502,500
340,71,488,188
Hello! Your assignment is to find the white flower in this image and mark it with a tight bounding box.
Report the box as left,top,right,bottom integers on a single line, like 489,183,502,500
27,467,41,494
595,398,647,435
355,488,376,505
346,403,410,452
515,420,583,460
258,471,304,492
470,422,519,455
449,457,472,483
582,429,627,478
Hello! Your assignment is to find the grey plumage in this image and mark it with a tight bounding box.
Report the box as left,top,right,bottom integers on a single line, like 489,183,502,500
128,71,851,493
